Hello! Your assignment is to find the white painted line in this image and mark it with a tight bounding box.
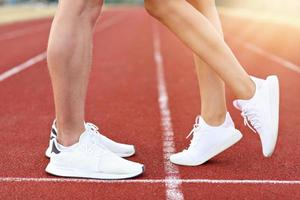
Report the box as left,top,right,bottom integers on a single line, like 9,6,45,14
0,52,47,82
152,23,184,200
242,41,300,74
0,15,126,82
94,14,126,34
1,177,300,185
0,12,125,42
0,24,50,41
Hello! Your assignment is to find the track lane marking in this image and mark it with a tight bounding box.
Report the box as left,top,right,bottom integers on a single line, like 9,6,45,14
1,177,300,185
1,12,299,190
152,23,184,200
0,52,46,82
94,14,126,33
0,15,127,82
233,39,300,74
244,42,300,74
0,24,50,41
0,11,125,42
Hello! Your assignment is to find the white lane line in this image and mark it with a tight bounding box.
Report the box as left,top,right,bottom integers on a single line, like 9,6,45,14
1,177,300,185
0,52,47,82
240,41,300,74
0,12,126,42
152,23,184,200
0,24,50,41
0,15,127,82
94,14,126,34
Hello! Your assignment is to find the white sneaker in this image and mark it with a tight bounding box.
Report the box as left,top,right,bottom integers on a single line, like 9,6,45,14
45,121,135,158
45,129,144,179
233,75,280,157
170,113,242,166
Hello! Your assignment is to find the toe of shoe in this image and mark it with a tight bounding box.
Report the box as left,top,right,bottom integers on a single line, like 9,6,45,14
169,154,181,165
261,132,277,157
124,160,144,175
262,144,275,157
101,156,144,176
170,152,193,166
116,144,135,157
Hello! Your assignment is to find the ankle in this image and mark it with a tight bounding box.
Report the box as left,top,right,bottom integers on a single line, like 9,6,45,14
56,123,85,146
236,78,256,100
201,112,227,127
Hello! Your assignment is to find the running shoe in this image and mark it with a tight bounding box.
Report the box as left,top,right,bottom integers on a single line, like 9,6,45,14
45,129,144,179
45,121,135,158
233,75,280,157
170,113,242,166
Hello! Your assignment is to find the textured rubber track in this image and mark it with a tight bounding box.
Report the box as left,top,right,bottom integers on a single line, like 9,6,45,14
0,7,299,200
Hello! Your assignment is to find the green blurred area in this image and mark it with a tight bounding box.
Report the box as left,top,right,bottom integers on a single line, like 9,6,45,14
0,0,143,5
1,0,300,13
1,0,300,19
0,0,300,28
106,0,143,4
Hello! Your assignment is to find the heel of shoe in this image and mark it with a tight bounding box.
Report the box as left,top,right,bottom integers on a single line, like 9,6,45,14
45,140,53,158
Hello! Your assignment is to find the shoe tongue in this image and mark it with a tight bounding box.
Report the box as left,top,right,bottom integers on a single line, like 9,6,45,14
79,130,91,143
197,116,210,129
233,99,245,110
250,76,264,89
233,76,264,111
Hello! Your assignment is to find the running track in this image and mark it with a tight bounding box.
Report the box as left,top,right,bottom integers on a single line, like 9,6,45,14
0,7,299,200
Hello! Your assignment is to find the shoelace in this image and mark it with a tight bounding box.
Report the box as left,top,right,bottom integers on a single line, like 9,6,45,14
185,116,202,149
86,122,103,137
241,107,261,133
83,123,110,157
82,131,109,157
186,116,202,139
86,122,99,132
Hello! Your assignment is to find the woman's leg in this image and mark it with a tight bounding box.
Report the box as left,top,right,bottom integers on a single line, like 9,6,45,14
47,0,103,146
187,0,226,126
145,0,255,100
145,0,280,159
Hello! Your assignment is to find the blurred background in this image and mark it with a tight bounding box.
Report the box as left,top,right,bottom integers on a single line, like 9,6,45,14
0,0,300,27
218,0,300,18
1,0,300,20
0,0,143,4
0,0,299,13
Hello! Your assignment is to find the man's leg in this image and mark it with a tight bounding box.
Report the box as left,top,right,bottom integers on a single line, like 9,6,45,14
187,0,226,126
45,0,144,179
145,0,255,100
47,0,102,146
46,0,136,157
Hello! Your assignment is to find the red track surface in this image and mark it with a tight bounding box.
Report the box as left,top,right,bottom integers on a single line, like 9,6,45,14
0,7,299,200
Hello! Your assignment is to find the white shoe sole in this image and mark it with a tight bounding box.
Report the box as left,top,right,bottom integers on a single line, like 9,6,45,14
45,163,144,180
116,149,136,158
264,75,280,157
45,143,135,158
171,130,243,166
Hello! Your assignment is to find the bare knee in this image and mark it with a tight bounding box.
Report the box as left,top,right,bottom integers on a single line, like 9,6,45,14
144,0,173,19
58,0,104,26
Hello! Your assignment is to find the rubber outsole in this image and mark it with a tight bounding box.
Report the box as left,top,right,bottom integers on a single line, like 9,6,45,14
263,75,280,157
45,163,144,180
116,149,136,158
